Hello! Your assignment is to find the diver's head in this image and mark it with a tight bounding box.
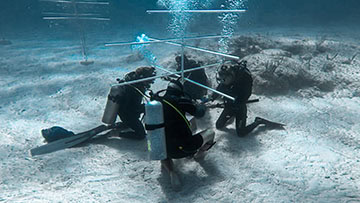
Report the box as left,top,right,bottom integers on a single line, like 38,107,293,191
167,79,184,95
135,66,156,79
175,54,189,65
124,66,156,89
216,64,235,85
236,60,247,72
216,60,248,85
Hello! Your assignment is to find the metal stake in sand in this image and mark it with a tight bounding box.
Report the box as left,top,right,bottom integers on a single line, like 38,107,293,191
69,0,93,65
41,0,109,65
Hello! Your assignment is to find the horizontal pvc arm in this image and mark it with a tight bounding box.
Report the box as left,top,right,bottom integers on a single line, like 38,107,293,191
43,17,110,21
153,65,235,101
104,35,231,47
111,63,235,101
148,37,240,60
147,9,246,13
39,0,109,5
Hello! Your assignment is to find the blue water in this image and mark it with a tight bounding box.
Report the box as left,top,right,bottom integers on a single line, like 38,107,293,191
1,0,359,34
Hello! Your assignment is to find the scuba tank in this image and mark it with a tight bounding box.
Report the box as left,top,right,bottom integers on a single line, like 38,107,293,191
145,100,167,160
102,86,122,124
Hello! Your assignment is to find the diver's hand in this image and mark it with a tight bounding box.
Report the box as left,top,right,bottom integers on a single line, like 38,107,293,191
205,102,224,109
200,95,214,104
195,103,206,118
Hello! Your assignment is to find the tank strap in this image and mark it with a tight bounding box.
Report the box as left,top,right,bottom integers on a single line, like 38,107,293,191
145,123,165,131
162,99,191,130
151,89,192,130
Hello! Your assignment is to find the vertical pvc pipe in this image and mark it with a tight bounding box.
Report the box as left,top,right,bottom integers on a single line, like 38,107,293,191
181,37,185,84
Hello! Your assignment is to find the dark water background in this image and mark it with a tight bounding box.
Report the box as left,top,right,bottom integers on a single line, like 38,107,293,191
1,0,359,38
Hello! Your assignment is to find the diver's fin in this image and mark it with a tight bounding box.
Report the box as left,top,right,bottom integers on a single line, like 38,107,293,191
30,132,93,156
30,123,123,156
255,117,285,129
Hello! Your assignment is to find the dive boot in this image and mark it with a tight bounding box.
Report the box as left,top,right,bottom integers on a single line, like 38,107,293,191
161,159,182,191
170,171,181,191
193,141,216,160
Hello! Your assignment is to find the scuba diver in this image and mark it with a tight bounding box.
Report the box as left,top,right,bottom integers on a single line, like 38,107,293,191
102,66,156,140
153,79,215,190
209,60,284,137
175,54,209,100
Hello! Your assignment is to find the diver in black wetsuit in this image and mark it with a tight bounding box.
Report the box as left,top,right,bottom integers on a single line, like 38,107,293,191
155,80,215,190
162,80,212,158
175,54,209,100
210,60,268,137
103,66,156,140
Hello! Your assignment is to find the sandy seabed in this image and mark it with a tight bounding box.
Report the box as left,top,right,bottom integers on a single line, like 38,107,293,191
0,27,360,203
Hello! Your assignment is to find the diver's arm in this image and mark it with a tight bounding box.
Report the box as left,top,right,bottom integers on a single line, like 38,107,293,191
178,97,205,118
209,83,226,101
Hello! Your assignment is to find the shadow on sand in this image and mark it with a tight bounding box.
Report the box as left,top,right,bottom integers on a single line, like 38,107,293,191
79,131,149,159
156,157,225,199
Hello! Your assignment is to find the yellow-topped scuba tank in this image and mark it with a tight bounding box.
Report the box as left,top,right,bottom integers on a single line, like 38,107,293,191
145,100,167,160
102,85,122,125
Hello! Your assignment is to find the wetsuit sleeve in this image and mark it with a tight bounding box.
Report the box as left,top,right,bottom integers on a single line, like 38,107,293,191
210,84,226,100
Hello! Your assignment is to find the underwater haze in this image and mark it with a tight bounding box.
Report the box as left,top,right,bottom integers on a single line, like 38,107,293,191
1,0,360,33
1,0,360,202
